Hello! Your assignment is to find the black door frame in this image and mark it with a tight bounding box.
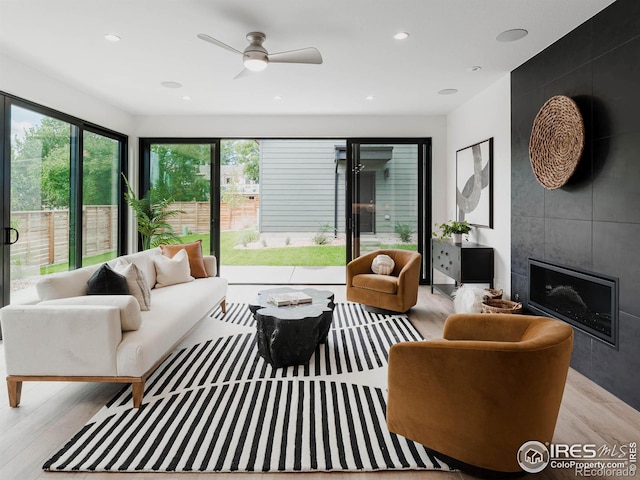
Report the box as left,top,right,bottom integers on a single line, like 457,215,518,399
346,138,432,284
0,92,128,323
139,138,221,274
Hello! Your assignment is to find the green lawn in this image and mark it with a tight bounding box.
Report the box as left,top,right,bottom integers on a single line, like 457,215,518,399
183,232,346,266
40,251,117,275
38,231,418,273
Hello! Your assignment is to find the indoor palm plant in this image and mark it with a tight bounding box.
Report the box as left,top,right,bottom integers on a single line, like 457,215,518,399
433,219,472,243
122,174,184,249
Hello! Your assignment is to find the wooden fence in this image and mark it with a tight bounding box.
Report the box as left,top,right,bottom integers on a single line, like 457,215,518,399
168,198,259,233
11,206,118,267
10,198,259,267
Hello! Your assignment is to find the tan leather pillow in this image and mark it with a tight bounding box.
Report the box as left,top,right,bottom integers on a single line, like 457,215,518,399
160,240,207,278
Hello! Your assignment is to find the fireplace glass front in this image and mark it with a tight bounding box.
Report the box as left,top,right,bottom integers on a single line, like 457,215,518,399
528,259,618,347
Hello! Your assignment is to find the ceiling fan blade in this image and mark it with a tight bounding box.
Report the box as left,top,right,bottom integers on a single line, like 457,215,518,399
233,68,255,80
268,47,323,65
197,33,242,55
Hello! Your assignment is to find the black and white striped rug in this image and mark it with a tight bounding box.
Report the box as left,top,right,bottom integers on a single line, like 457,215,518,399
44,303,450,473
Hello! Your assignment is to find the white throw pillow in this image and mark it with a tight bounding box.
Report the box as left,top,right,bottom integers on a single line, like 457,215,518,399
40,295,142,331
114,259,152,310
153,249,194,288
371,254,395,275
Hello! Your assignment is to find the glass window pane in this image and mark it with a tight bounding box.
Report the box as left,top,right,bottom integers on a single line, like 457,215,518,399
149,143,211,250
82,131,120,266
219,139,346,283
352,143,419,257
10,105,71,298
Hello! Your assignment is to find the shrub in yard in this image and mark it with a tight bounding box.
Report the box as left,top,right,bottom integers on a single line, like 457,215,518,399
312,223,333,246
394,223,415,243
240,229,259,247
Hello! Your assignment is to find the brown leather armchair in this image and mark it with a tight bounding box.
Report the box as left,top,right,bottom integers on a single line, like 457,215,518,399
346,249,421,313
387,313,574,475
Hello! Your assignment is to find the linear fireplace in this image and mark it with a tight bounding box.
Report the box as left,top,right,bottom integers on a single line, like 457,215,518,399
528,259,619,348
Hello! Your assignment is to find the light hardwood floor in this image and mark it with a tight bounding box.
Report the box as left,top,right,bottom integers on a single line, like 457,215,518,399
1,285,638,479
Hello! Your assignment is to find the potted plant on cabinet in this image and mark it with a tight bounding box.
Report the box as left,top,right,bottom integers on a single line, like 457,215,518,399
122,174,184,249
433,220,472,244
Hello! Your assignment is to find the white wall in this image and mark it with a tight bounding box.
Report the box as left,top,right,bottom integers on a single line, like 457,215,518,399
445,74,511,296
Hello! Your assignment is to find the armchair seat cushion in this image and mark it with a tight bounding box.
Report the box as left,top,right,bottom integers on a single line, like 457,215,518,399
352,273,398,294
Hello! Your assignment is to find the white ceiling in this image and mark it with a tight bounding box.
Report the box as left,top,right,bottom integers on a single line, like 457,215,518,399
0,0,616,117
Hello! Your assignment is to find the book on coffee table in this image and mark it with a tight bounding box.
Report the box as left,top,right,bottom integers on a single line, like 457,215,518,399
267,292,313,307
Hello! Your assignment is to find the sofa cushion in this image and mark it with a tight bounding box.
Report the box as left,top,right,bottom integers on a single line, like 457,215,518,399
114,259,152,310
87,264,129,296
203,256,217,277
117,248,160,289
116,276,228,377
154,249,194,288
160,240,207,278
40,295,142,331
352,273,398,294
36,265,99,301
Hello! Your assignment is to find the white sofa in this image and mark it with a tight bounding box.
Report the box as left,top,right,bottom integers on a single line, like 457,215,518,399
0,247,227,408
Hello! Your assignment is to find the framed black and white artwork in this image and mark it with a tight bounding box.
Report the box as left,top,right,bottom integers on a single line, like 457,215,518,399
456,138,493,228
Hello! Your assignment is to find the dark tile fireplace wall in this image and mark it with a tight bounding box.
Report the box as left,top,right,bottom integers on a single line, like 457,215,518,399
510,0,640,410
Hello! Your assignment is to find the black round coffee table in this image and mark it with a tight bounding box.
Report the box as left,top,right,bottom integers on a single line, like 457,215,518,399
248,287,335,368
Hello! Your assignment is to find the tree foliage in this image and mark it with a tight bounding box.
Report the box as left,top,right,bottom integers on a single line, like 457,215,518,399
11,117,71,210
150,140,260,202
151,144,210,202
10,119,262,213
222,139,260,183
10,117,119,210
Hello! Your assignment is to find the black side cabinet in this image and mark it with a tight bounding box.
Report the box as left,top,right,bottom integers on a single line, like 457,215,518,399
431,239,494,298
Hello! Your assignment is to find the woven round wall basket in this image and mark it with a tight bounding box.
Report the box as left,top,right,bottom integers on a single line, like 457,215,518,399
529,95,585,190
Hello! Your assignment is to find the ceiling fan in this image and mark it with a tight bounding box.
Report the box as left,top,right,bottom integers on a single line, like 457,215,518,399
197,31,323,79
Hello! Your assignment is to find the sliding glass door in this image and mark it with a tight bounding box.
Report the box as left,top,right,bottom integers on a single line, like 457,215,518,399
140,139,219,264
138,137,430,284
0,94,127,310
8,105,74,296
347,139,431,283
82,130,122,266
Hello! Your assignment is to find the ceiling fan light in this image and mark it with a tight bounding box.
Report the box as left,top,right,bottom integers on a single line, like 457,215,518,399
244,57,268,72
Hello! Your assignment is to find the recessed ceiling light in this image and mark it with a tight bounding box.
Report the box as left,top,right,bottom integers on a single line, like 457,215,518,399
438,89,458,95
273,95,283,101
467,65,482,72
496,29,528,42
365,95,375,101
104,34,121,42
182,95,192,101
394,32,409,40
161,81,182,89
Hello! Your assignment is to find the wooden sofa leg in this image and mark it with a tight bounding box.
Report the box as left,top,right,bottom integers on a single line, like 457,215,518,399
7,379,22,407
132,381,145,408
221,299,226,314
